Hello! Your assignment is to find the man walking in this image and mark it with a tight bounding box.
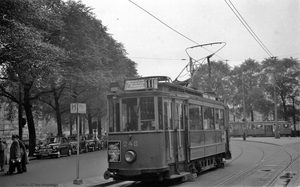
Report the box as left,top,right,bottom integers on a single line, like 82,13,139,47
0,137,5,172
6,135,22,175
16,135,27,172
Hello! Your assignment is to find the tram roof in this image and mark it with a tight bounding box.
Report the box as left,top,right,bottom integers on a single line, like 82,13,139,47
109,76,224,103
126,76,172,82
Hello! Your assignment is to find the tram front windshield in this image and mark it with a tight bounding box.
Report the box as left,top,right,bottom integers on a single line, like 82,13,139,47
108,97,156,132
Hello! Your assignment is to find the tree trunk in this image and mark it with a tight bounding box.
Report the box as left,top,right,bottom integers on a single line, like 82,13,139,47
70,115,73,136
87,113,92,134
98,118,101,136
53,90,62,136
23,85,36,156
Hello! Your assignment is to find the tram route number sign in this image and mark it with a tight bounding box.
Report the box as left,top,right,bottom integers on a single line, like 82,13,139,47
70,103,86,114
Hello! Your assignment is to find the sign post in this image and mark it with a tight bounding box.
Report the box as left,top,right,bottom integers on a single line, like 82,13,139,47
71,103,86,185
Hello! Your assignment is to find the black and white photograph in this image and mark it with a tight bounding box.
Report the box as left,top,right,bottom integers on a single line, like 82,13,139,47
0,0,299,187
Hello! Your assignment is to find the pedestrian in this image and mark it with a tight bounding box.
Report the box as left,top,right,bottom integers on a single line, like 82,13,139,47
0,137,5,172
6,135,22,175
16,135,28,172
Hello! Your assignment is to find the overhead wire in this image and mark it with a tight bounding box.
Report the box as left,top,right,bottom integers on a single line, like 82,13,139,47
225,0,274,58
128,0,226,61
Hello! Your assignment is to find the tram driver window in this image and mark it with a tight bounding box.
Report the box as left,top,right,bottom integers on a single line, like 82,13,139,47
122,98,138,131
108,100,120,132
219,109,224,129
189,105,203,130
141,97,155,131
203,107,214,130
215,109,220,130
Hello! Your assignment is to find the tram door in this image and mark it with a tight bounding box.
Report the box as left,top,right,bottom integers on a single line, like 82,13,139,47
174,100,186,163
265,124,273,136
164,99,186,166
164,99,175,164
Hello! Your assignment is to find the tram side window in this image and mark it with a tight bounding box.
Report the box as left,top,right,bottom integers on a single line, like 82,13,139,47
176,102,184,130
203,107,214,130
257,124,263,129
141,97,155,131
164,101,173,130
219,109,224,129
158,97,163,130
189,105,203,130
215,109,220,130
122,98,138,132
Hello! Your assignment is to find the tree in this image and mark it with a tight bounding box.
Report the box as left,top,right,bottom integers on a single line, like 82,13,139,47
0,0,66,155
191,60,231,99
1,0,139,154
262,57,300,122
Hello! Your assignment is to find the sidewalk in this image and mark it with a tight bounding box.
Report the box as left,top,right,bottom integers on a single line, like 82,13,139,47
59,137,299,187
58,177,117,187
231,136,300,146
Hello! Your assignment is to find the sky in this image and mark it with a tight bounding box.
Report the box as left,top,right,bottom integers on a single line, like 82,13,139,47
80,0,300,81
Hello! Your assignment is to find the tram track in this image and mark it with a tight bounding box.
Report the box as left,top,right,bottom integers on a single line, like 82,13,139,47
226,144,244,164
267,143,300,187
214,142,267,187
95,141,299,187
214,141,299,187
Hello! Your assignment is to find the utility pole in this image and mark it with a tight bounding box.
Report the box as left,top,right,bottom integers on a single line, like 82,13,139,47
18,82,23,140
242,73,247,140
274,75,280,139
271,56,280,139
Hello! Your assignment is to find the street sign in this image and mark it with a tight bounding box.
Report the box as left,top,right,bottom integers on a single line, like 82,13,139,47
77,103,86,114
70,103,77,113
70,103,86,114
70,103,86,185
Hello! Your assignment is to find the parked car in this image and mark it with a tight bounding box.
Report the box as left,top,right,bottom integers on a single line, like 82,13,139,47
68,135,88,154
34,136,72,159
85,134,102,151
23,139,44,150
98,134,108,149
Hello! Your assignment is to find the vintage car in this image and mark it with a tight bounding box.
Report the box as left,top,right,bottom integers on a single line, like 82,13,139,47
68,135,88,154
98,134,108,149
34,136,72,159
85,134,102,151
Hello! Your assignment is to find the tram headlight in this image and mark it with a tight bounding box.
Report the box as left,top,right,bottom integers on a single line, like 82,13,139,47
125,150,136,163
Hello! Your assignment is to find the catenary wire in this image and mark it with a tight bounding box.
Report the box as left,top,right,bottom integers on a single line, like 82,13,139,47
225,0,274,58
227,0,274,57
128,0,225,61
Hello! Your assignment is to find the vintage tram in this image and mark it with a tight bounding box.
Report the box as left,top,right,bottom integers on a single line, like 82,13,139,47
230,121,292,137
103,76,232,181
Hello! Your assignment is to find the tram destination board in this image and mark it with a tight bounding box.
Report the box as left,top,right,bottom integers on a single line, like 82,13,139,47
124,78,157,91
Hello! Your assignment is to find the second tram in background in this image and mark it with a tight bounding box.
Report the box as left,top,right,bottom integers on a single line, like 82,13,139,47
229,121,292,137
103,76,231,182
